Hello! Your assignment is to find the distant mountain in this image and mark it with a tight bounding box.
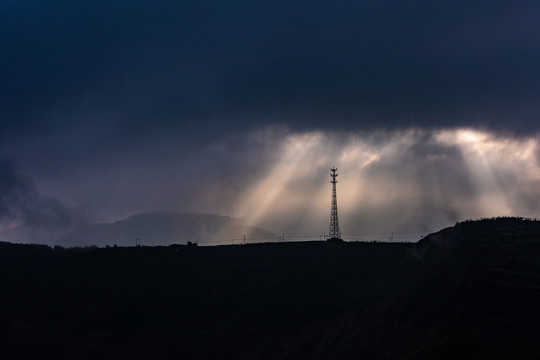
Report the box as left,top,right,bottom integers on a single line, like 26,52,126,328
0,212,276,247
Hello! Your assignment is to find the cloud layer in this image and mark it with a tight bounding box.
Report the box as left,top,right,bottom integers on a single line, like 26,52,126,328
2,1,540,137
2,2,540,244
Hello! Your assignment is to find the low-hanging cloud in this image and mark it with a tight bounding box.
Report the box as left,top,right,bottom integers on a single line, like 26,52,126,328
2,126,540,244
0,157,78,231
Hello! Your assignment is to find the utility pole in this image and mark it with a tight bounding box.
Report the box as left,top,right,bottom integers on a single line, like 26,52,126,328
328,166,342,241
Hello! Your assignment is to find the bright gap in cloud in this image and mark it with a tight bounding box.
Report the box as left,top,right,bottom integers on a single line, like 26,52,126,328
233,127,540,241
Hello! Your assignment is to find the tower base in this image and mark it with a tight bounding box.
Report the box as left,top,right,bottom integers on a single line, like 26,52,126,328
326,237,343,242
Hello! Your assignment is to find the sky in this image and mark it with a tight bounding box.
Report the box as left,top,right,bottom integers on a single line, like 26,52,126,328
1,1,540,243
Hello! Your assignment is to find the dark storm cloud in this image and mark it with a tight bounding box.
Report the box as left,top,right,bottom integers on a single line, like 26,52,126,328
0,157,76,228
2,0,540,140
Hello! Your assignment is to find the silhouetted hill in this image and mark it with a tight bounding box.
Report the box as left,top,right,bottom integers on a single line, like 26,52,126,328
0,212,275,247
1,217,539,359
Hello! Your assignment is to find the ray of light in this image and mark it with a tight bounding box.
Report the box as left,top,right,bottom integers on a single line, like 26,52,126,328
436,128,540,218
230,127,540,239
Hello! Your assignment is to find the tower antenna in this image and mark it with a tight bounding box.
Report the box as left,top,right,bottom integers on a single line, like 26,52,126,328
328,166,342,241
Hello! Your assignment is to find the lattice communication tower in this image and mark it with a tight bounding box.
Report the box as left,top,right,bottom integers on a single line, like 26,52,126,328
328,166,342,240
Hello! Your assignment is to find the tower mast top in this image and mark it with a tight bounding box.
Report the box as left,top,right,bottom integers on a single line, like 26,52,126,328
330,166,338,184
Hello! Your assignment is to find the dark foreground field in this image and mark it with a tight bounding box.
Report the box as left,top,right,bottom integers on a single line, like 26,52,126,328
1,218,540,359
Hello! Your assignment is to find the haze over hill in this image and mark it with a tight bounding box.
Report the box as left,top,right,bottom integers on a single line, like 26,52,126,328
0,212,275,247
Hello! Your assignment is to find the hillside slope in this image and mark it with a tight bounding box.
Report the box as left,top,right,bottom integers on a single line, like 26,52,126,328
331,217,540,359
1,218,539,359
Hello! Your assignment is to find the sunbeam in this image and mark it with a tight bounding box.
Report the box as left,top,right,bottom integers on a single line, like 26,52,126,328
232,128,540,238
